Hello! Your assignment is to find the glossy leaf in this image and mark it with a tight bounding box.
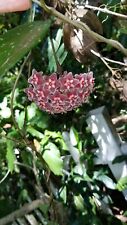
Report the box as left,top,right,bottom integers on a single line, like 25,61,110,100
70,127,78,146
62,132,80,164
15,111,25,129
94,171,116,190
59,186,67,204
27,103,37,121
74,195,84,211
0,20,51,75
27,126,44,139
0,97,11,118
116,176,127,191
42,142,63,176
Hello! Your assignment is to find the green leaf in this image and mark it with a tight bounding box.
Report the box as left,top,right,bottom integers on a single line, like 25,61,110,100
0,97,11,118
0,107,11,119
27,103,37,121
45,130,62,139
62,132,80,164
70,127,78,146
53,29,62,51
15,111,25,129
0,20,51,75
57,43,67,65
40,135,50,146
93,171,116,189
42,142,63,176
6,140,15,173
59,186,67,204
55,138,68,151
47,29,67,72
74,195,84,211
27,126,44,139
112,155,127,164
116,176,127,191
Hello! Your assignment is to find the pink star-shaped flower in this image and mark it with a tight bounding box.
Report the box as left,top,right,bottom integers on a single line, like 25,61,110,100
25,69,94,114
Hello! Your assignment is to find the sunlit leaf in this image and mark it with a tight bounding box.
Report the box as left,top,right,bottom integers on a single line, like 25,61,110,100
0,97,11,118
40,135,50,146
94,171,116,190
59,186,67,204
62,132,80,164
15,111,25,129
116,176,127,191
42,142,63,176
74,195,84,211
27,126,44,139
70,127,78,146
27,103,37,121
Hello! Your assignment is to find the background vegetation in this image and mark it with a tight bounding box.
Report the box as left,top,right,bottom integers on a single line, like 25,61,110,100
0,0,127,224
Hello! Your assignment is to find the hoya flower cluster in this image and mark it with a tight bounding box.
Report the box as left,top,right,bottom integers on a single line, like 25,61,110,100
25,69,94,114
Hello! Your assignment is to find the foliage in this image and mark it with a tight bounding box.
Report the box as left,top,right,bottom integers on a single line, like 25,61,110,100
0,0,127,225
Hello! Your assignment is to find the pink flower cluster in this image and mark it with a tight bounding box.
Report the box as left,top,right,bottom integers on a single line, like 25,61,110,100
25,69,94,114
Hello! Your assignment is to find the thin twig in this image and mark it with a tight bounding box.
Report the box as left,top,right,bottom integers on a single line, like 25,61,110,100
84,4,127,19
103,57,127,67
32,151,44,198
33,0,127,56
0,170,10,184
22,59,32,135
91,49,114,73
15,162,33,171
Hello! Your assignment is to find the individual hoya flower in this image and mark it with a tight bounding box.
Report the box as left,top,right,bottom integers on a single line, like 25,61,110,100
43,73,58,93
59,72,79,91
25,69,94,114
28,69,43,87
25,86,36,101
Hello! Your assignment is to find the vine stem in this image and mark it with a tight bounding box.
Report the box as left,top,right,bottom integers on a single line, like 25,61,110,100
10,53,31,145
33,0,127,56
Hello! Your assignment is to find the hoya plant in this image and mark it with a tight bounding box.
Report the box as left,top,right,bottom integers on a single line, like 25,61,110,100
0,0,127,225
